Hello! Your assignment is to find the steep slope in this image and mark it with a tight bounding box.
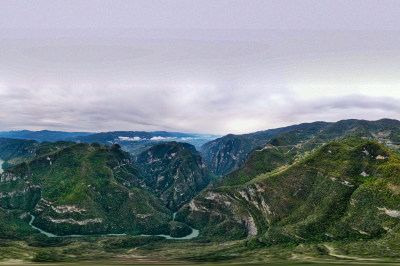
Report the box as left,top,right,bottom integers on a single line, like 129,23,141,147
136,142,215,211
200,122,330,176
0,143,172,236
218,118,400,187
0,138,38,170
178,140,400,245
0,138,38,161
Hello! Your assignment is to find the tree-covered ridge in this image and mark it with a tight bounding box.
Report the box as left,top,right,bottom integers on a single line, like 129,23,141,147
179,139,400,246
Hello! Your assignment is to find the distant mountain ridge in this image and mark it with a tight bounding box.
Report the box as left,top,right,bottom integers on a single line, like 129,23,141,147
69,131,218,146
0,130,220,159
69,131,219,156
0,130,92,142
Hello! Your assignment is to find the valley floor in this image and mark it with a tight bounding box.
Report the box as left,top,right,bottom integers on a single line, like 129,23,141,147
2,236,400,265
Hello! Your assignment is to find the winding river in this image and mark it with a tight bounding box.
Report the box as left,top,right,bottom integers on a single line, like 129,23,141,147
0,159,4,174
27,212,199,240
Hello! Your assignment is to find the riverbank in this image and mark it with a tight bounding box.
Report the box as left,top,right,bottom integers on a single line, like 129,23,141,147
27,213,199,240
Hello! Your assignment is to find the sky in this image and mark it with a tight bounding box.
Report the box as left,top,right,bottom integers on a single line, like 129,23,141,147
1,0,400,134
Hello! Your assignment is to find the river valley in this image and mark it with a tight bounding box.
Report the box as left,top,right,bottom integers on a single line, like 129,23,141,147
27,212,199,240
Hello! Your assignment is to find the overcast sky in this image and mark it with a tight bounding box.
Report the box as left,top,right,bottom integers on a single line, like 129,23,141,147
1,0,400,134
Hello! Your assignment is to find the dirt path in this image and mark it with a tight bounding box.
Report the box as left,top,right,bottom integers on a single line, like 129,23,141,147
324,244,379,261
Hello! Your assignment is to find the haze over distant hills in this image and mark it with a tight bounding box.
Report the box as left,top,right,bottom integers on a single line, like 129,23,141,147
0,130,219,157
69,131,219,150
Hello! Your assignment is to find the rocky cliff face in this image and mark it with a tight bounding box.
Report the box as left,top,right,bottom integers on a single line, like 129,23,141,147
178,140,400,245
137,142,214,211
200,135,251,178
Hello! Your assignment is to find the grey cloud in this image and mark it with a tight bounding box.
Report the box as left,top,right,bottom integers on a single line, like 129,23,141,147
2,82,399,134
274,95,400,127
1,2,400,134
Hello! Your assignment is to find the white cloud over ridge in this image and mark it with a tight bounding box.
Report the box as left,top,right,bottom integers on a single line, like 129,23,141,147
118,136,142,141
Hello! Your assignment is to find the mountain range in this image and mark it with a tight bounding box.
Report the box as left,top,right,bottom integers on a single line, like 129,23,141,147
2,118,400,263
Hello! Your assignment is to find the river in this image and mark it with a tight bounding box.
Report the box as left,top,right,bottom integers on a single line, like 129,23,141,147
3,158,198,239
27,212,199,240
0,159,4,174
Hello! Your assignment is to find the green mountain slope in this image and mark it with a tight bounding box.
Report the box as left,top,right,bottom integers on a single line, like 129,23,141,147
217,119,400,187
178,139,400,245
136,142,215,211
200,122,330,177
0,143,172,236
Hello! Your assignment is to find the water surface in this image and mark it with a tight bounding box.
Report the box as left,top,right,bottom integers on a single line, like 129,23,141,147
0,159,4,174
